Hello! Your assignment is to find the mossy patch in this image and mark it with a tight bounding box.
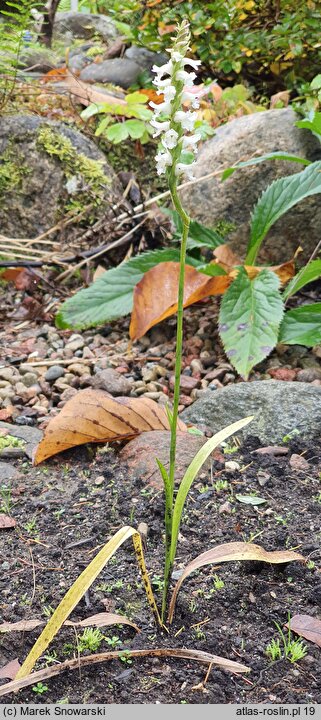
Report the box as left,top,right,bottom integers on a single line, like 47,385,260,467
0,434,25,452
0,144,30,201
36,126,110,215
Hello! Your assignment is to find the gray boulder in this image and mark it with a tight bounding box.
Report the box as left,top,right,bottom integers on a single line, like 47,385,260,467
181,108,321,264
18,48,58,73
54,12,118,44
180,380,321,444
124,45,168,72
80,58,142,89
0,115,124,239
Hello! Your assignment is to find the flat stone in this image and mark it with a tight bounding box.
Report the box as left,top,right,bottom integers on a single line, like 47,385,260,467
0,368,15,381
45,365,65,382
0,421,42,460
0,462,20,481
119,431,210,489
90,368,132,396
169,375,201,394
180,381,321,444
80,58,142,89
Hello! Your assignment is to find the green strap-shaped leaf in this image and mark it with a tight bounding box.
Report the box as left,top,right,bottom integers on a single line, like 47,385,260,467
55,249,200,330
169,416,254,567
279,303,321,346
246,161,321,265
283,259,321,300
218,268,284,379
221,152,310,181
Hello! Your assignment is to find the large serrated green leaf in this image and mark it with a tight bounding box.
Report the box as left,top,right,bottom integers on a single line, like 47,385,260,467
218,268,284,378
55,249,200,330
279,303,321,346
283,259,321,300
221,152,310,181
246,161,321,265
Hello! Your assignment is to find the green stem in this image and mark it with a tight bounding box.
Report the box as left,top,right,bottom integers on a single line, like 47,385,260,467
161,178,190,621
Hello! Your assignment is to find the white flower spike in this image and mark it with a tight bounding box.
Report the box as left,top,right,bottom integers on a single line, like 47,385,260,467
151,19,202,180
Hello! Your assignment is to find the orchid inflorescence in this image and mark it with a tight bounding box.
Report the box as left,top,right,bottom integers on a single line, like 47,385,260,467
150,19,201,180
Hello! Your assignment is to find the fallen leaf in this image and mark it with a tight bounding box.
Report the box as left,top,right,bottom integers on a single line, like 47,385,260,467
60,72,126,108
0,515,16,529
0,659,21,680
33,389,187,464
235,495,267,506
93,265,107,282
168,542,304,623
129,262,230,340
2,268,39,291
252,446,289,456
213,244,241,270
0,613,139,635
270,90,290,109
286,614,321,648
289,453,310,471
0,647,249,697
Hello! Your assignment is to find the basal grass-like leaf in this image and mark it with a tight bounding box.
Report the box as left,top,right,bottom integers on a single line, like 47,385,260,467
15,526,159,679
169,416,254,568
168,542,304,623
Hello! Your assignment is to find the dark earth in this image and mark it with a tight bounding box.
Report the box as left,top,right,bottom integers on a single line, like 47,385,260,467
0,430,320,704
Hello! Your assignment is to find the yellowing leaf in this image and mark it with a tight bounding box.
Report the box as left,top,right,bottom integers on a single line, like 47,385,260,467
129,262,231,340
33,389,187,464
168,542,304,622
15,526,158,679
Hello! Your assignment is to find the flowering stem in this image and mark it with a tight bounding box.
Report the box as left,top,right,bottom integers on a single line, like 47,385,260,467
161,178,190,621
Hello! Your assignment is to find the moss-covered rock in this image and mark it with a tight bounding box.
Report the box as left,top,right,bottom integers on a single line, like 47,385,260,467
0,115,124,238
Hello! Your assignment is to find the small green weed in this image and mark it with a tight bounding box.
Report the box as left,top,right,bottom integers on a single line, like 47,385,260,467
267,616,308,664
32,682,48,695
78,628,105,653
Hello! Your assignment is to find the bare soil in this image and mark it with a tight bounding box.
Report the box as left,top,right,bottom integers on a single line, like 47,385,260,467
0,432,321,704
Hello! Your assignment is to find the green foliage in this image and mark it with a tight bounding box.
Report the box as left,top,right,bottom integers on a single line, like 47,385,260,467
81,92,153,146
246,161,321,265
219,268,284,379
271,618,308,664
279,303,321,346
56,247,201,330
78,627,105,653
282,259,321,300
0,0,37,110
101,0,321,93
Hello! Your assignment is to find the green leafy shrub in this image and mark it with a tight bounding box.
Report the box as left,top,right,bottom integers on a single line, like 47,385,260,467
99,0,321,95
56,146,321,379
0,0,37,110
81,91,154,145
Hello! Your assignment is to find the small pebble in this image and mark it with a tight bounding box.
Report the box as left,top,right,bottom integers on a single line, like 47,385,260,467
44,365,65,382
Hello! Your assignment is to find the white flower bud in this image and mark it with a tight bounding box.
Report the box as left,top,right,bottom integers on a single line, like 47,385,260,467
182,133,202,150
155,149,173,175
150,119,170,137
174,110,198,131
183,58,201,70
175,162,197,180
162,129,179,149
176,70,196,86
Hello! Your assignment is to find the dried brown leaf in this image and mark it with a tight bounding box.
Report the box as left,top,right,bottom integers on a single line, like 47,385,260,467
0,647,250,697
0,515,16,529
0,659,21,680
168,542,304,623
287,614,321,648
129,262,230,340
0,613,139,635
33,389,186,464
